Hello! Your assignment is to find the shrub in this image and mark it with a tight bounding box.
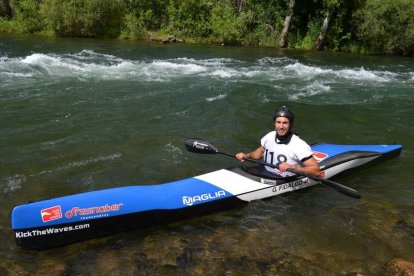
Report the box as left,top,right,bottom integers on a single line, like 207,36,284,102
354,0,414,56
210,2,243,44
120,13,147,40
39,0,122,38
12,0,44,33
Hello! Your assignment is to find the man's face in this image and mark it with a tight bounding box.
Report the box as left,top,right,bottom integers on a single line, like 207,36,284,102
274,117,290,136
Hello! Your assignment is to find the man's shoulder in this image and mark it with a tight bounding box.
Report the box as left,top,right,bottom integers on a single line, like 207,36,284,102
290,134,310,147
261,131,276,146
262,130,276,140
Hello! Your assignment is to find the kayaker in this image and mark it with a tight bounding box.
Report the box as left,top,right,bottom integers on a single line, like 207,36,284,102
236,106,320,177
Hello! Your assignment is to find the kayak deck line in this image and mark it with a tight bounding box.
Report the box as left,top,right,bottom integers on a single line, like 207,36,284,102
11,143,402,249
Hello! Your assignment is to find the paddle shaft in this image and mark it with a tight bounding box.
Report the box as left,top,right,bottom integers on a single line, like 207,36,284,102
218,150,361,199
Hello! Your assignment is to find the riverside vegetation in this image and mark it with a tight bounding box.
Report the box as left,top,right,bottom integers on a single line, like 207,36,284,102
0,0,413,56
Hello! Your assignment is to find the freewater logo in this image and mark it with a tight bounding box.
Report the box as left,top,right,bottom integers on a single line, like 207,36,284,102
313,151,329,162
182,191,226,206
41,206,62,222
40,203,124,223
65,203,123,219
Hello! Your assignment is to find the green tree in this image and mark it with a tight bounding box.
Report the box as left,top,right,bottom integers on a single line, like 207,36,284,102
39,0,122,38
119,13,147,40
279,0,295,48
122,0,169,31
236,0,284,47
354,0,414,55
0,0,13,18
210,1,244,44
167,0,212,38
12,0,43,33
1,0,413,56
315,0,341,50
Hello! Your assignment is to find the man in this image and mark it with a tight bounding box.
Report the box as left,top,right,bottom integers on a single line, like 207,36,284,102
236,106,320,177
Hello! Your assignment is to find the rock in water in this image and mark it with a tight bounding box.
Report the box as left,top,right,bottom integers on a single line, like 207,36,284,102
387,258,414,276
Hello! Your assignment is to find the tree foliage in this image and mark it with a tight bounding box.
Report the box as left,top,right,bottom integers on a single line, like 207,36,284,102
1,0,414,56
167,0,212,38
38,0,122,38
11,0,44,33
0,0,13,19
354,0,414,55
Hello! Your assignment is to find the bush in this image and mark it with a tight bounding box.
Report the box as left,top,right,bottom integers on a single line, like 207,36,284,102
12,0,44,33
39,0,122,38
120,13,147,40
166,0,212,38
0,0,13,19
298,17,321,50
0,18,12,32
210,2,243,44
354,0,414,56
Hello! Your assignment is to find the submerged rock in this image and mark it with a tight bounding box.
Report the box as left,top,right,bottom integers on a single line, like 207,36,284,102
394,220,414,237
387,258,414,276
143,230,186,266
0,257,28,275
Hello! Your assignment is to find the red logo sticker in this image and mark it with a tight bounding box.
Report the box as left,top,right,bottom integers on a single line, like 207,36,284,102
41,205,62,222
313,151,329,161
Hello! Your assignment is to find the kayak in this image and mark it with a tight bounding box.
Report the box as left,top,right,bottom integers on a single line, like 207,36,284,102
11,143,402,249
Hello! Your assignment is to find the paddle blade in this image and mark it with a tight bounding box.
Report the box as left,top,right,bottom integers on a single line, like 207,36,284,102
185,138,218,154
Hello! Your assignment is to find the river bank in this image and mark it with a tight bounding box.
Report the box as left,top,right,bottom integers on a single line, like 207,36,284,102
1,0,414,56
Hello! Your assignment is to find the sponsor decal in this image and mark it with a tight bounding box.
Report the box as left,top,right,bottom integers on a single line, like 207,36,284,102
313,151,329,162
193,141,209,149
273,178,310,193
41,206,62,222
261,178,277,185
15,223,90,239
183,190,226,206
65,203,123,219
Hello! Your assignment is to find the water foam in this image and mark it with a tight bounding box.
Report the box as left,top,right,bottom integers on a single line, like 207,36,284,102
207,69,238,78
1,72,34,77
164,143,184,164
0,51,406,85
150,60,207,74
54,153,123,173
258,56,297,66
284,62,333,77
206,93,227,102
336,67,390,82
289,81,331,100
3,174,25,194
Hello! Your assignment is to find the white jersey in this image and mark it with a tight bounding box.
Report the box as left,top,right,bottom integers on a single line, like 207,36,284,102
261,131,313,177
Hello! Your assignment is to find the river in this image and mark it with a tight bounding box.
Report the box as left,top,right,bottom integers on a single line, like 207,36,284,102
1,33,413,275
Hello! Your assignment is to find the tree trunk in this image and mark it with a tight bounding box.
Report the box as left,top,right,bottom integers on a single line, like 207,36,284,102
315,8,334,50
279,0,295,48
0,0,13,19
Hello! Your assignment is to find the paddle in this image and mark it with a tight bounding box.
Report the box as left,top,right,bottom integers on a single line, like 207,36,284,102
185,138,361,199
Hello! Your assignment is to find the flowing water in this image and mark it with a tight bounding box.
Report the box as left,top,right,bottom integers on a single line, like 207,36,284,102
1,33,413,275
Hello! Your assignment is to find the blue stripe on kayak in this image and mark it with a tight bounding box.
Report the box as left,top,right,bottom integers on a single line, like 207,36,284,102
12,177,233,229
311,144,402,158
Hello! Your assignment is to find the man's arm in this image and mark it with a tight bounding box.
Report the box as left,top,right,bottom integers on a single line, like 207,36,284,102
279,156,320,177
236,146,264,161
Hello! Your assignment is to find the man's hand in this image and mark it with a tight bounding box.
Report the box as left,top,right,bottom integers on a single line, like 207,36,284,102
236,152,247,161
278,162,293,172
